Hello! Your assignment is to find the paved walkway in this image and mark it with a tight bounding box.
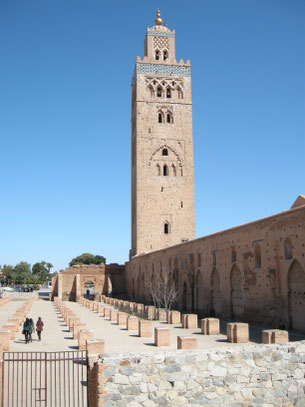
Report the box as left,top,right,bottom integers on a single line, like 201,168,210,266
6,296,305,354
10,298,78,351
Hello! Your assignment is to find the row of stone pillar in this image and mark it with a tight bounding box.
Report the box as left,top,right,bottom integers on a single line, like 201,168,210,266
54,297,105,354
87,295,290,346
0,298,35,353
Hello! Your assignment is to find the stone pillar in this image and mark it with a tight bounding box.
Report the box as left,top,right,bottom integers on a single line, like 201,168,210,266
73,323,86,340
154,328,170,347
177,336,198,349
145,306,155,320
104,308,111,319
127,316,138,330
201,318,220,335
138,320,152,337
262,329,289,344
78,330,94,350
157,309,167,322
170,311,181,324
110,310,118,322
2,325,15,340
227,322,249,343
185,314,198,329
117,312,127,325
0,331,10,351
86,339,105,356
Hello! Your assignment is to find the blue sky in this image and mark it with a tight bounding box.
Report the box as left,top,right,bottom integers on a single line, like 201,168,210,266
0,0,304,271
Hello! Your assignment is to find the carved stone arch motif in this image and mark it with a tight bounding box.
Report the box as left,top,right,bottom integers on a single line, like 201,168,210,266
210,268,221,317
288,259,305,332
230,264,244,321
195,269,204,313
148,145,182,168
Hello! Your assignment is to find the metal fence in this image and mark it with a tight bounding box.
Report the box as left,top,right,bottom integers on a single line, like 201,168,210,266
2,351,88,407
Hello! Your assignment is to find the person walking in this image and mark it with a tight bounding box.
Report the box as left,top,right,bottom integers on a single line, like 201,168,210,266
36,317,44,341
23,318,31,344
29,318,35,342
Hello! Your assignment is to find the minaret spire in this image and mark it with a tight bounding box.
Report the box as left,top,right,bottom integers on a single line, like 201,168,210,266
155,8,162,25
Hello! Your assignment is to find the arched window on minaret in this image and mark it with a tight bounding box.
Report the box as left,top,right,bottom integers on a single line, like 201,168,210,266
166,87,171,98
164,222,170,234
147,85,154,97
163,50,168,61
166,112,173,123
162,148,168,156
156,164,161,176
177,86,183,99
157,86,162,97
163,164,168,176
155,50,160,60
172,164,177,176
158,112,163,123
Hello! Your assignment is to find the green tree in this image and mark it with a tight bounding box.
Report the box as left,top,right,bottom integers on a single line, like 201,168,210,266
1,265,14,284
14,262,31,283
32,261,53,282
69,253,106,267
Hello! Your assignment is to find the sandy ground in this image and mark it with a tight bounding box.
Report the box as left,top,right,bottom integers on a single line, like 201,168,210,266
4,293,305,354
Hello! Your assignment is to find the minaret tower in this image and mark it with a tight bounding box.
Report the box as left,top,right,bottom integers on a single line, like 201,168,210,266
130,10,195,257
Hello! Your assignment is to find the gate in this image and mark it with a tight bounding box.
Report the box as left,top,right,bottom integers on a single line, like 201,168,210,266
2,351,88,407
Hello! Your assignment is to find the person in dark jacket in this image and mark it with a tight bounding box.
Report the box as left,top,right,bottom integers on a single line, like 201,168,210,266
23,318,31,343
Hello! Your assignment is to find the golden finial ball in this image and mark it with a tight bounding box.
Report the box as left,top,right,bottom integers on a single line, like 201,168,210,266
155,8,162,25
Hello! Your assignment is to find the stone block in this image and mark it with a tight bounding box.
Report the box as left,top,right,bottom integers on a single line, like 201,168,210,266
117,312,127,325
127,316,138,330
123,301,130,311
110,310,118,322
226,322,234,342
157,308,167,321
78,329,94,350
177,336,198,349
262,329,273,344
170,311,181,324
129,302,136,312
86,338,105,356
66,314,77,327
145,306,155,320
234,322,249,343
104,308,111,319
73,323,86,340
2,324,15,340
208,318,220,335
186,314,198,329
262,329,289,344
0,331,10,351
97,305,105,316
93,302,98,312
154,327,170,347
69,317,80,331
272,329,289,343
138,320,152,337
136,303,145,317
7,319,19,332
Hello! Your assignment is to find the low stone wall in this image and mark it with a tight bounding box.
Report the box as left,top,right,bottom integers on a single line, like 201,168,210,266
97,341,305,406
0,292,39,301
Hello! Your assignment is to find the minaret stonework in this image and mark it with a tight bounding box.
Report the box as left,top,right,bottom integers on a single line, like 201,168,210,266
130,11,195,257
